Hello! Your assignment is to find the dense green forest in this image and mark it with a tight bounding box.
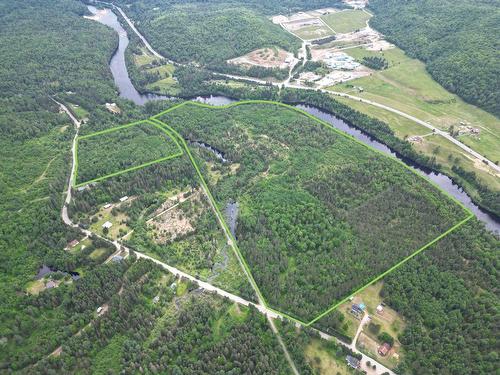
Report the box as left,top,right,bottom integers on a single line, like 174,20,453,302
369,0,500,117
122,3,300,68
380,219,499,374
76,121,181,184
1,0,499,373
0,0,164,370
28,258,288,374
159,103,467,321
112,0,344,77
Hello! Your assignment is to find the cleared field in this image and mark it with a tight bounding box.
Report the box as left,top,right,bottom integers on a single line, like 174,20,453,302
76,121,182,186
304,339,351,375
321,9,371,34
291,23,334,40
330,46,500,163
158,102,468,322
332,96,500,194
228,47,293,68
145,64,181,95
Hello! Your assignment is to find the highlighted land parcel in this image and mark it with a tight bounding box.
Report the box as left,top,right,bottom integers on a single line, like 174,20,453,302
150,101,473,328
74,101,473,329
74,120,183,187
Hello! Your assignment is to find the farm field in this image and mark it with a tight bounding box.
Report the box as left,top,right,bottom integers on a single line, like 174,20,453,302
332,96,500,195
75,120,182,186
330,46,500,163
157,102,469,322
321,9,372,33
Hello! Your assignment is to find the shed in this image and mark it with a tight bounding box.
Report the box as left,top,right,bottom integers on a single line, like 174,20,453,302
103,203,111,209
376,304,384,314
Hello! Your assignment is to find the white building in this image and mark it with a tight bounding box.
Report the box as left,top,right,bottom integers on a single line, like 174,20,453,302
102,221,113,229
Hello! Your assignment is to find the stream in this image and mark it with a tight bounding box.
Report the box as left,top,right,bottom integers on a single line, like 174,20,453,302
86,5,499,234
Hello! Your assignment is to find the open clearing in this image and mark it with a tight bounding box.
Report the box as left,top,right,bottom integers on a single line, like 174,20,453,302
321,9,371,33
155,101,470,324
330,47,500,163
228,47,295,69
75,120,183,186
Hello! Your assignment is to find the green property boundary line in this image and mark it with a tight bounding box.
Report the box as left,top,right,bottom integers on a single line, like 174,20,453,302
150,99,473,327
73,120,184,188
150,100,473,326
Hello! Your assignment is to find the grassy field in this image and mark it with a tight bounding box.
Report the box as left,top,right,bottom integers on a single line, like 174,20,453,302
332,95,500,195
133,47,157,67
330,46,500,163
304,339,352,375
321,9,371,33
292,24,334,40
146,64,181,95
68,103,89,120
89,206,130,240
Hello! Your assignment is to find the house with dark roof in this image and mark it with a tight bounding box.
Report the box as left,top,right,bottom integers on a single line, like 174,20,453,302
346,355,360,369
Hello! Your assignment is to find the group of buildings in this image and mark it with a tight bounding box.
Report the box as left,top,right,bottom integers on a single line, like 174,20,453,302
323,52,361,70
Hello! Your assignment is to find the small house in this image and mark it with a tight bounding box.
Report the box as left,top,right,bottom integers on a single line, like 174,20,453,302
103,203,112,209
46,280,57,289
378,343,391,356
97,306,103,314
119,196,129,202
112,255,123,263
346,355,360,369
102,221,113,229
376,304,384,314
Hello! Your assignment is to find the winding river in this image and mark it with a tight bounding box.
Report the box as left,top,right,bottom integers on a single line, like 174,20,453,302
86,5,499,233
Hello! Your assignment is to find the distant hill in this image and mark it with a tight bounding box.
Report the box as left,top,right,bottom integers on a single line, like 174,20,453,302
369,0,500,117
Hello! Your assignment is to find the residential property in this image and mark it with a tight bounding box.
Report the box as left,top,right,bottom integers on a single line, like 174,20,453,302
351,302,366,316
378,342,391,356
112,255,124,263
376,304,384,314
119,196,129,202
102,221,113,229
103,203,112,209
45,280,57,289
105,102,121,114
346,355,360,369
97,306,103,314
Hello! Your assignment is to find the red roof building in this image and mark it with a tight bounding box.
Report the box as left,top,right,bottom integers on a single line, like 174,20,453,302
378,343,391,356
